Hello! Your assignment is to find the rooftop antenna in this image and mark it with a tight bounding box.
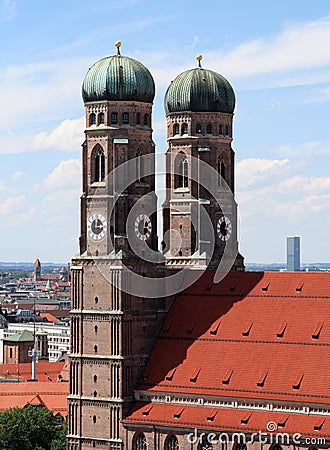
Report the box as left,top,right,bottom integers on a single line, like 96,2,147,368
28,297,40,381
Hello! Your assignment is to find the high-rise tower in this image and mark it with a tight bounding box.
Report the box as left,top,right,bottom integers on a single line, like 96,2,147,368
67,43,168,450
162,56,244,271
287,236,301,272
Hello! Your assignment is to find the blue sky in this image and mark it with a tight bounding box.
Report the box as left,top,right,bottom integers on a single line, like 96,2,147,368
0,0,330,263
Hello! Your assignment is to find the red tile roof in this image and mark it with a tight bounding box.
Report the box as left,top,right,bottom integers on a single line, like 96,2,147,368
0,381,68,416
40,312,59,323
125,402,330,439
0,361,66,382
134,272,330,408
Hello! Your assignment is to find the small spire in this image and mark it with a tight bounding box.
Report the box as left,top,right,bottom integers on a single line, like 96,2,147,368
115,41,122,55
196,54,203,68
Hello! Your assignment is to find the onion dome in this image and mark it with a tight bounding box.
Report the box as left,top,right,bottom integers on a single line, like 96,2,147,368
164,55,235,115
82,42,155,104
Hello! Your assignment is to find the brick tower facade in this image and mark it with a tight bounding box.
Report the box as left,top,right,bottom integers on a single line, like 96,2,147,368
67,44,169,450
162,56,244,271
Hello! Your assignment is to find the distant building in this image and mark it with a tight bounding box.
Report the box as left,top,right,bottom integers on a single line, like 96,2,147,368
287,236,301,271
33,258,41,281
2,323,70,363
3,330,34,364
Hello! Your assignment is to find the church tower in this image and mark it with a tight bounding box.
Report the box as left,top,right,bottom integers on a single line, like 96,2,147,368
67,43,168,450
162,55,244,271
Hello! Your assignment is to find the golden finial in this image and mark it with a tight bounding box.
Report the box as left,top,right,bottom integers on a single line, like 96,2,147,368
196,54,203,68
115,41,122,55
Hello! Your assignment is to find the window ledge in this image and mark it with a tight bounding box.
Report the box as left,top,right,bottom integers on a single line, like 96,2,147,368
174,187,190,193
90,182,106,187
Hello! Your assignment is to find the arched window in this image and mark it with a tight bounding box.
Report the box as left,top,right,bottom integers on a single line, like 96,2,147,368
89,113,96,126
98,113,105,125
181,123,188,135
136,150,144,183
225,125,229,135
94,374,97,382
133,432,148,450
165,434,179,450
218,158,225,185
174,152,188,189
173,123,179,135
196,124,202,134
94,345,98,353
123,112,129,124
219,124,223,135
93,146,105,183
93,415,96,424
198,435,213,450
136,113,141,125
206,124,212,134
111,112,118,124
143,114,148,126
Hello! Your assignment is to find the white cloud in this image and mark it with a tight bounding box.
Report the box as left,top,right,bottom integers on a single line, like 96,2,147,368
279,175,330,194
0,195,25,214
37,159,81,190
278,140,330,157
212,16,330,80
0,57,89,130
43,189,80,206
150,17,330,91
32,117,84,152
236,158,290,190
12,171,24,181
276,193,330,218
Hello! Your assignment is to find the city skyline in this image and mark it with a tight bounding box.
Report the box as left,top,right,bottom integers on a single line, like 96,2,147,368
0,0,330,263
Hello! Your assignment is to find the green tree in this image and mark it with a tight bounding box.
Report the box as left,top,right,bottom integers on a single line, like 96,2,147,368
0,405,66,450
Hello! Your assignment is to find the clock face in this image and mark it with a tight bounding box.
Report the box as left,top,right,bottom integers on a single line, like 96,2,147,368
217,216,232,241
134,214,152,241
87,213,107,240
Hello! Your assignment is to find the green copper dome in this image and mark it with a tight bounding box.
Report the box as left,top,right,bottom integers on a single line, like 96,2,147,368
82,44,155,104
164,60,235,115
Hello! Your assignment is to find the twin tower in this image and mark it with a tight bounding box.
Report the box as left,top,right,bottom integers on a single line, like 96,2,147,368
67,43,244,449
